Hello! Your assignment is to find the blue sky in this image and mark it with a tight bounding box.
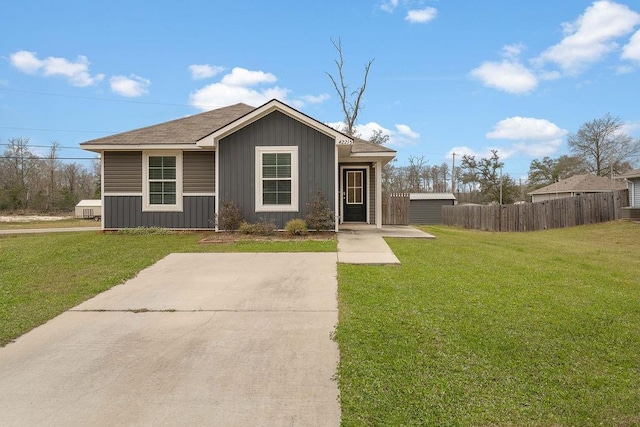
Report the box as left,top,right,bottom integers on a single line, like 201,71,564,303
2,0,640,179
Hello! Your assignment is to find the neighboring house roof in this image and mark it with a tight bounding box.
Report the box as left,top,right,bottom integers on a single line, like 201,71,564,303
619,168,640,179
528,174,627,195
81,103,256,147
410,193,456,200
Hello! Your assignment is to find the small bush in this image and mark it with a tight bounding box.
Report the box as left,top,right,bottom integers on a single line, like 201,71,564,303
116,227,173,235
285,219,308,235
305,189,335,231
238,219,276,236
218,201,245,231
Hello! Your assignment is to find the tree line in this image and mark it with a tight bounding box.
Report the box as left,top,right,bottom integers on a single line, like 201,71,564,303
0,137,98,212
377,113,640,205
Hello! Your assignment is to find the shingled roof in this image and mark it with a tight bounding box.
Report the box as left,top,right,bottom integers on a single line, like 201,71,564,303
80,100,397,159
619,168,640,179
351,137,396,154
528,174,627,195
81,103,255,146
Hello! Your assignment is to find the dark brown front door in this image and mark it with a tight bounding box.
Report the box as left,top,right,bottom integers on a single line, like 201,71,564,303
343,168,367,222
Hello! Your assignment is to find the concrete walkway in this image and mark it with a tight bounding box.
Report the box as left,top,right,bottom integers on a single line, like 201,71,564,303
0,253,340,426
337,224,435,265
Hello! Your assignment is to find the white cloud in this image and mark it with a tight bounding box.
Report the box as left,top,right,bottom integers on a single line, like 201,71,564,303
189,67,328,111
395,124,420,139
9,51,42,73
300,94,330,104
221,67,277,86
537,0,640,75
622,29,640,61
405,7,437,24
109,74,151,97
616,64,635,74
9,50,104,87
620,120,640,135
486,116,568,157
486,117,568,141
502,43,525,59
381,0,398,13
470,60,538,94
447,146,496,160
326,120,420,147
188,64,225,80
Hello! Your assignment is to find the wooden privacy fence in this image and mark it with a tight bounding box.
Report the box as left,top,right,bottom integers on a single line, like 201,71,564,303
382,192,410,225
442,190,629,232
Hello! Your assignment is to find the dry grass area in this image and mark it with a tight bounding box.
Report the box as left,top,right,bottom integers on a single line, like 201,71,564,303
0,215,70,222
0,216,98,230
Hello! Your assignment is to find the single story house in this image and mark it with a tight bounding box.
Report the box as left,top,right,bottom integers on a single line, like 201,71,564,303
81,99,396,231
619,168,640,219
528,174,627,203
74,199,102,220
409,193,456,224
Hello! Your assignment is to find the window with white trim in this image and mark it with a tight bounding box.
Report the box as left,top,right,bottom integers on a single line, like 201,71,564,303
255,146,298,212
143,152,183,212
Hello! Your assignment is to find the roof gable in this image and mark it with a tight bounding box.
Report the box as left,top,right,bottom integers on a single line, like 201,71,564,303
197,99,353,147
528,174,627,195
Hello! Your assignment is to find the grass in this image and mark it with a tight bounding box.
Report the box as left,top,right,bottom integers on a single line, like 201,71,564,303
0,218,98,230
0,231,335,347
336,221,640,426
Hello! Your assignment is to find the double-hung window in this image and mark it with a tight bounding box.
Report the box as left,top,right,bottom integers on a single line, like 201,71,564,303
255,146,298,212
143,152,183,212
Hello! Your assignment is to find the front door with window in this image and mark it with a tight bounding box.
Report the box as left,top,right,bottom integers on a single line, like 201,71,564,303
343,168,367,222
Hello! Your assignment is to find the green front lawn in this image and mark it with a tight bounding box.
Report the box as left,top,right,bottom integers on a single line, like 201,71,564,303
0,231,335,347
336,221,640,426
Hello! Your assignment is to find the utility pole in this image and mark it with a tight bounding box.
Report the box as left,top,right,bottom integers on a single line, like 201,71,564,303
451,152,456,193
499,165,503,205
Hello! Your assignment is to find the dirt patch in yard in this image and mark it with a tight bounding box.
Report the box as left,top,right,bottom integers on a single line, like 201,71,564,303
199,231,335,244
0,215,71,222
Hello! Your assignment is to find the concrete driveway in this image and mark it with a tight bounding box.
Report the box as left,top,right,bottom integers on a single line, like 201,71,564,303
0,253,340,426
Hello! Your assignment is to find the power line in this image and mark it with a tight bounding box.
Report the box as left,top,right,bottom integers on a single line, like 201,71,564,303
0,126,113,134
0,156,98,161
0,142,88,150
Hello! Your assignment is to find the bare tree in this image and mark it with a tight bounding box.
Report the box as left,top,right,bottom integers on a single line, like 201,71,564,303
326,38,374,136
568,113,640,177
406,155,427,192
369,129,389,145
44,142,61,210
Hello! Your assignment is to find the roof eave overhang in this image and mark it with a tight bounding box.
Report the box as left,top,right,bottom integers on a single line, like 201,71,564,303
80,143,202,153
196,99,353,148
340,151,396,165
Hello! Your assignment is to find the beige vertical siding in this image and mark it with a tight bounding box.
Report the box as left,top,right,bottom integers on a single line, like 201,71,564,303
103,151,142,193
183,151,215,193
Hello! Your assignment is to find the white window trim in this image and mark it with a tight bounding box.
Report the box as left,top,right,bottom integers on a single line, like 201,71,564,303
142,151,183,212
255,146,299,212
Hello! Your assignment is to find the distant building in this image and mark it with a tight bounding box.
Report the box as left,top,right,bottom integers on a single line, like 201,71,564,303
528,174,627,203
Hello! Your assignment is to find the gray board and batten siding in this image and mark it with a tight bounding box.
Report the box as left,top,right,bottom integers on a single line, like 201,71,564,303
104,196,215,229
103,150,216,229
218,110,335,229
